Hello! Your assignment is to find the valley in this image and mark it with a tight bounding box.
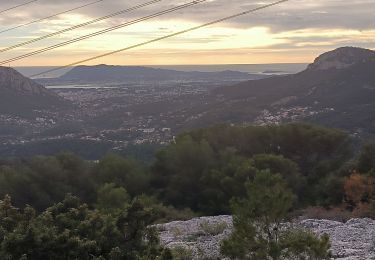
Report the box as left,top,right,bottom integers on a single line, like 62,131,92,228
1,47,375,159
1,0,374,258
0,67,266,159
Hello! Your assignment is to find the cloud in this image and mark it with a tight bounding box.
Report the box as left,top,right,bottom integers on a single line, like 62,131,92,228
1,0,374,31
0,0,374,65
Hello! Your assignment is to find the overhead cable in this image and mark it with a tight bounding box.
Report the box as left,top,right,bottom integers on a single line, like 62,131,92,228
0,0,208,65
30,0,289,78
0,0,105,34
0,0,163,53
0,0,38,15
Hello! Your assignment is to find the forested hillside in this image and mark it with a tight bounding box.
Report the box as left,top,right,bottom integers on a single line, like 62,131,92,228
1,123,375,214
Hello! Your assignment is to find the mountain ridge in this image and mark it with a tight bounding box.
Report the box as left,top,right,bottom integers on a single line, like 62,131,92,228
56,64,265,83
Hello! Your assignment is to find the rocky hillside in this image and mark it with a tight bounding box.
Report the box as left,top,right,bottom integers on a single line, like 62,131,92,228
156,216,375,259
0,66,68,116
307,47,375,71
0,67,52,95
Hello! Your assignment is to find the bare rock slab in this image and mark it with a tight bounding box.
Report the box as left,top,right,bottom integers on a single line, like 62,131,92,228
157,216,375,259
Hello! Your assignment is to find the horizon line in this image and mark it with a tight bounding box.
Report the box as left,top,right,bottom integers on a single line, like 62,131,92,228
13,62,309,68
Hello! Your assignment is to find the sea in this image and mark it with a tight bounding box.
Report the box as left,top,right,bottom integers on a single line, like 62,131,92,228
15,63,308,79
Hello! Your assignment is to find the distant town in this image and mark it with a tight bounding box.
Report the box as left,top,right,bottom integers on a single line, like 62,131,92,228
0,76,339,158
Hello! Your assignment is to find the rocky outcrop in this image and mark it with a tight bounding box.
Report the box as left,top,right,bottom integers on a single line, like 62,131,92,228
156,216,232,259
157,216,375,259
301,218,375,260
307,47,375,71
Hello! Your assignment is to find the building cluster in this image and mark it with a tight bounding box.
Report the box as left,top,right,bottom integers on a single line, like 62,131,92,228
254,107,335,125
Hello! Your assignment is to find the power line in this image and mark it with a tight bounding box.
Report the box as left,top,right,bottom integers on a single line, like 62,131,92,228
30,0,289,78
0,0,38,15
0,0,208,65
0,0,104,35
0,0,163,53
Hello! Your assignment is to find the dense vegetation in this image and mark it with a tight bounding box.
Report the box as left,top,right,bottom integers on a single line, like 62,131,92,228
0,195,170,259
0,140,162,162
1,123,375,258
221,172,330,259
152,123,353,214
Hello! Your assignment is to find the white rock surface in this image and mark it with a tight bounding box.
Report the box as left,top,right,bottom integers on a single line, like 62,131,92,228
300,218,375,260
157,216,375,259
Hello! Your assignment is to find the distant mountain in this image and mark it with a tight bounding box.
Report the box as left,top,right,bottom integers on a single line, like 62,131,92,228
54,64,265,83
0,67,68,116
190,47,375,136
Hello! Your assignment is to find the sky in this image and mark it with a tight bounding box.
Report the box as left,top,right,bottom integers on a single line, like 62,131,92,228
0,0,374,66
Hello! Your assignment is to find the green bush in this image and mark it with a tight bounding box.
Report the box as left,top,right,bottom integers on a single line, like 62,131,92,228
221,171,331,260
200,220,228,236
170,246,193,260
0,194,166,259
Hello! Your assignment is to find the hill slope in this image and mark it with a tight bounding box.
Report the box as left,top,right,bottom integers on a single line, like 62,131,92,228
0,67,68,116
190,47,375,136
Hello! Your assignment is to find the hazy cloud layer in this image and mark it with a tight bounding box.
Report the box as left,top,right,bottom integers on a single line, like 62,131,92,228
0,0,374,65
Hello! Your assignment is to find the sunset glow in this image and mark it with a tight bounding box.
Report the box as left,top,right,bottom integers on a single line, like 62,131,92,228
0,0,374,66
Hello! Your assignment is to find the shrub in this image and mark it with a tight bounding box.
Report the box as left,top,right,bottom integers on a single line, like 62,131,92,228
171,227,183,238
302,206,352,222
170,246,193,260
221,172,331,260
200,220,228,236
